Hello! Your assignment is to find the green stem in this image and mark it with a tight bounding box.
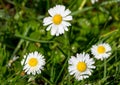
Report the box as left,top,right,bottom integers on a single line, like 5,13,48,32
100,29,118,38
104,59,106,78
55,28,71,84
41,76,53,84
15,34,54,43
79,0,86,10
11,27,30,57
67,26,72,85
55,52,69,84
71,6,93,16
22,41,29,55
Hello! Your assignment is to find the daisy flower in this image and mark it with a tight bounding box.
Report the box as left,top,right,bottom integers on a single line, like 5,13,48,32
68,52,95,80
91,43,111,60
8,56,19,67
91,0,98,4
43,5,72,36
21,51,45,75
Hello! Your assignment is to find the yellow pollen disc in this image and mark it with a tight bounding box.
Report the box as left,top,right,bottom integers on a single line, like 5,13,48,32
97,46,106,54
77,62,87,72
53,14,62,25
28,58,38,67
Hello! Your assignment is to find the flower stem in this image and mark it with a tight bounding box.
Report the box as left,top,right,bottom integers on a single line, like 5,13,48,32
104,59,106,78
11,26,30,57
55,27,71,84
79,0,87,10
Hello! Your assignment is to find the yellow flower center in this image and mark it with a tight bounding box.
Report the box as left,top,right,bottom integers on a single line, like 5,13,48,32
28,58,38,67
77,62,87,72
53,14,62,25
97,46,106,54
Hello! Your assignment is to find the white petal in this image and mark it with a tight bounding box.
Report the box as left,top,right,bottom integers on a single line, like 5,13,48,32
56,5,65,15
63,9,71,17
48,8,56,16
62,21,71,26
63,26,68,31
58,25,64,34
46,24,52,31
63,16,72,21
43,17,52,26
51,25,58,35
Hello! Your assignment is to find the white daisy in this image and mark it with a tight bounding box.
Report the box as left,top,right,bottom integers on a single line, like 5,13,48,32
91,0,98,4
8,56,19,67
21,51,45,75
43,5,72,36
91,43,111,60
68,52,95,80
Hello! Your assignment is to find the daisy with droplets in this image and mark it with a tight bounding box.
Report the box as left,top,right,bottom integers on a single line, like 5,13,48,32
43,5,72,36
68,52,95,80
91,43,111,60
21,51,45,75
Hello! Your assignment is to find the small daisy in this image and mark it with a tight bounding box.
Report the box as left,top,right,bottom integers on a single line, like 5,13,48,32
68,52,95,80
21,51,45,75
91,0,98,4
91,43,111,60
8,56,19,67
43,5,72,36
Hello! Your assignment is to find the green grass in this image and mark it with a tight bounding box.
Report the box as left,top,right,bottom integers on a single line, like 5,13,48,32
0,0,120,85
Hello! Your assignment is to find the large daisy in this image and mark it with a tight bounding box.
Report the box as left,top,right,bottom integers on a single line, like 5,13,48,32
68,52,95,80
43,5,72,36
21,51,45,75
91,43,111,60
